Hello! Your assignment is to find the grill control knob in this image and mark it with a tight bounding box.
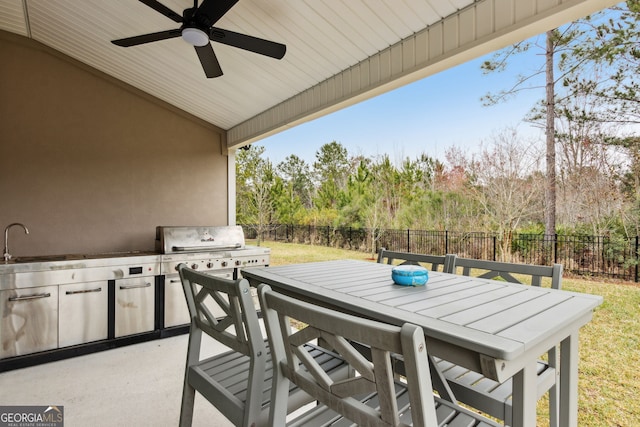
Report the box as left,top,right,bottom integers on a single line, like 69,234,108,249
206,262,214,269
221,261,228,267
191,263,199,270
235,260,242,266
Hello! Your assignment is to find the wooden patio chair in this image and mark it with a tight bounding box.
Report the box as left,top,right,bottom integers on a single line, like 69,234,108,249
377,248,457,273
451,257,563,287
177,264,349,427
441,257,564,426
258,283,502,427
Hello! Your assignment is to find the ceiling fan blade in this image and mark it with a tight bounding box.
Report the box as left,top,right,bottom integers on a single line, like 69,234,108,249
197,0,239,27
138,0,183,23
210,27,286,59
112,29,182,47
195,44,223,78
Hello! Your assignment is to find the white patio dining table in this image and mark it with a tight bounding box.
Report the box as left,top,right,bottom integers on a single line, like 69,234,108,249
242,259,602,427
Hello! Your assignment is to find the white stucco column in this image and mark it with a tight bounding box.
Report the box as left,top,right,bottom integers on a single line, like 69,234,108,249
227,149,236,226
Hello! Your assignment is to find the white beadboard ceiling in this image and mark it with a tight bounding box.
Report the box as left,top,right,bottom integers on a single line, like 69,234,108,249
1,0,616,151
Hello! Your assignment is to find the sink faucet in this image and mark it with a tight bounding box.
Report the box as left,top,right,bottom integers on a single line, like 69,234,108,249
4,223,29,262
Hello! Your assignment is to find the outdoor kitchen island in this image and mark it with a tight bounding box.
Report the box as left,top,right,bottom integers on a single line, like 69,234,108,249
0,226,270,372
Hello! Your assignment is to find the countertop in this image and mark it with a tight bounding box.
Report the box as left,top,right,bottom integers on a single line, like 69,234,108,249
0,252,162,289
0,251,161,274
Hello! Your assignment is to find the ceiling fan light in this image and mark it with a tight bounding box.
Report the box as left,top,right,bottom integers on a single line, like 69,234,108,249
182,27,209,47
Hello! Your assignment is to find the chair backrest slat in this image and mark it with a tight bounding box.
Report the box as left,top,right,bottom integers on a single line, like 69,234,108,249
179,264,264,358
377,248,456,273
451,257,563,289
259,283,439,427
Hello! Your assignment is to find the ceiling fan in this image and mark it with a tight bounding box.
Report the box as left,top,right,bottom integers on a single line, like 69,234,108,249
111,0,286,78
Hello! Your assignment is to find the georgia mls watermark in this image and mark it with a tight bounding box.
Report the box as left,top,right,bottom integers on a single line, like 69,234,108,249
0,406,63,427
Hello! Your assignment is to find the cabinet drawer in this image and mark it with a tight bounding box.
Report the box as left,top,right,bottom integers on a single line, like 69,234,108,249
115,277,155,337
59,282,108,347
164,274,190,328
0,286,58,359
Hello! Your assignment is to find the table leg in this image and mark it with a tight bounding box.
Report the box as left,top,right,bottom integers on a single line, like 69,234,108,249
511,361,538,427
560,332,580,427
548,345,560,427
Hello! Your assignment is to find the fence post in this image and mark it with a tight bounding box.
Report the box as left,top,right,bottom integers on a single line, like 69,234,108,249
554,234,558,264
492,234,496,261
445,230,449,254
407,229,410,253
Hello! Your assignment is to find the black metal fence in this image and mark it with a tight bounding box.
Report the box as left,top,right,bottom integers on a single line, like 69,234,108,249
242,224,640,282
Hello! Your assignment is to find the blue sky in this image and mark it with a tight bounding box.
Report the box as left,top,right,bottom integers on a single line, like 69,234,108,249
257,43,549,165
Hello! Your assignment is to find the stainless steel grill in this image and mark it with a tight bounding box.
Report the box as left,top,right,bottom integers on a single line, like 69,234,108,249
156,225,245,254
156,226,270,328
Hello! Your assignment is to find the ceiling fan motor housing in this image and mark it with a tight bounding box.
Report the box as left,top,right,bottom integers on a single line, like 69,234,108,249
182,27,209,46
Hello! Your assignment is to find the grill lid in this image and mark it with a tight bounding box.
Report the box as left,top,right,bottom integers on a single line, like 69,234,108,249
156,226,246,254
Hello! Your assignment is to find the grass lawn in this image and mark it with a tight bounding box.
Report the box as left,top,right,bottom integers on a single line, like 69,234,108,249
251,240,640,426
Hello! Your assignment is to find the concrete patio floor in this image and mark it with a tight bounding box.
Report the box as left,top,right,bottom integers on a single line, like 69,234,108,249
0,333,234,426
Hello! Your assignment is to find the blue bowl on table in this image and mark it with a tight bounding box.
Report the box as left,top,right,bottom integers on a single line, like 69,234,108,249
391,265,429,286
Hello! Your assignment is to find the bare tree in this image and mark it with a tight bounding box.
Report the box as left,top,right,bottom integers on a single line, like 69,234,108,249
466,128,545,259
544,30,557,240
554,91,626,234
244,159,278,246
482,27,589,238
363,195,386,258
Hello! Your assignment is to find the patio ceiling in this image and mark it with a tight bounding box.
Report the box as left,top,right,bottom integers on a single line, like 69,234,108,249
1,0,616,151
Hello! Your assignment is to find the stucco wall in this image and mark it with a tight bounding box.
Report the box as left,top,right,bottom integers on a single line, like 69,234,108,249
0,32,228,256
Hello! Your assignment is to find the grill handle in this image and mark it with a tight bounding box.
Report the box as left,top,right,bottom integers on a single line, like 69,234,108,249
171,244,242,252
